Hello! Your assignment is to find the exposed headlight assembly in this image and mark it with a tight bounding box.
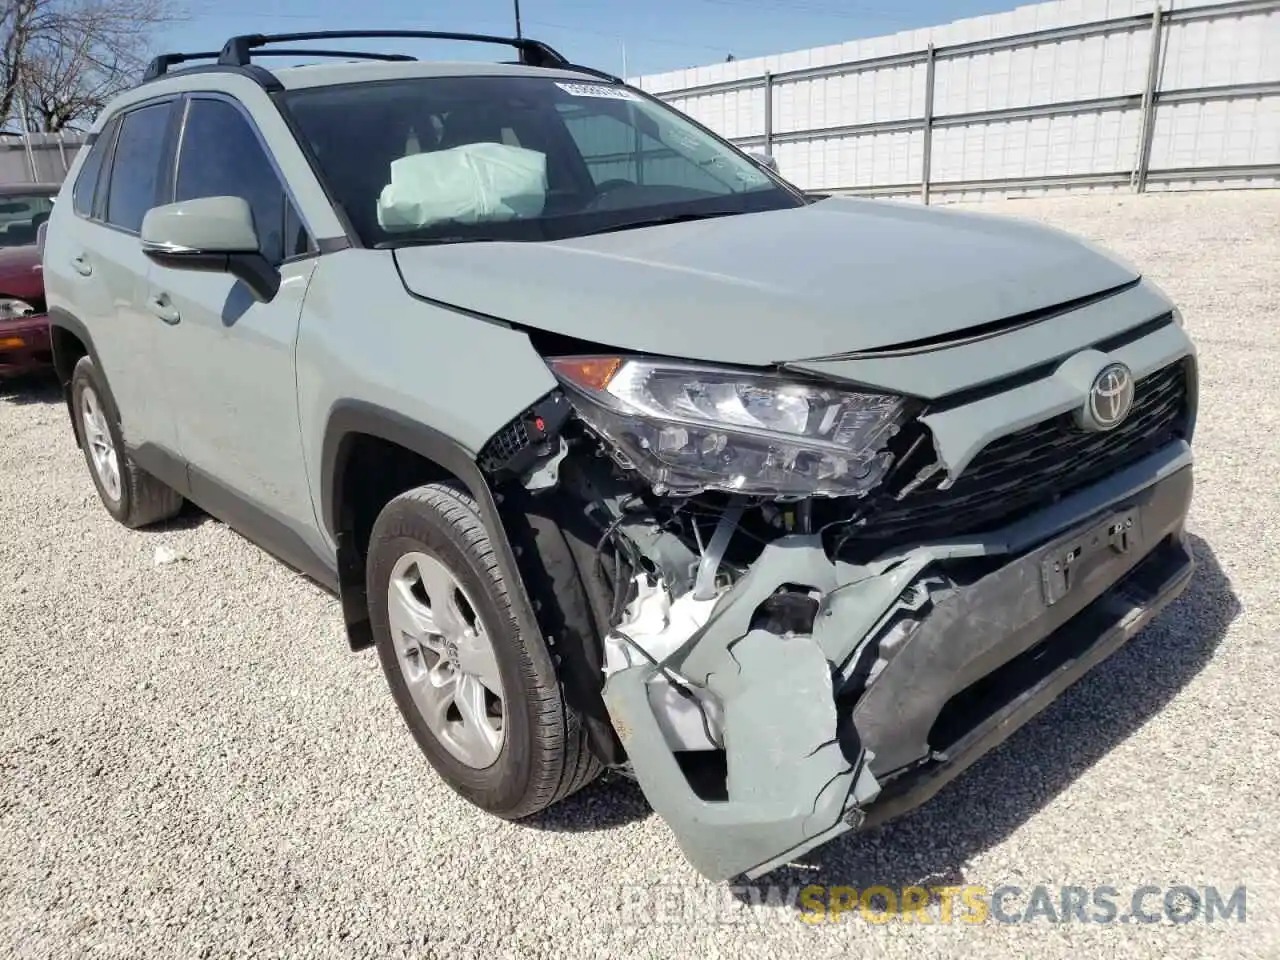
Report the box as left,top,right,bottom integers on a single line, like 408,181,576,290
0,298,35,320
549,356,908,498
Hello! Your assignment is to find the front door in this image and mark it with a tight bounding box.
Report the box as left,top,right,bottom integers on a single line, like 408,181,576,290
146,93,323,552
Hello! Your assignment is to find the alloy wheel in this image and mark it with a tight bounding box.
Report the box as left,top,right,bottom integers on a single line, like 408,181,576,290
387,551,507,768
80,385,122,504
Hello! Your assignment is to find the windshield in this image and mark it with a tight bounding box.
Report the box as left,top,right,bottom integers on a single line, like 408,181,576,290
0,191,54,248
282,75,802,246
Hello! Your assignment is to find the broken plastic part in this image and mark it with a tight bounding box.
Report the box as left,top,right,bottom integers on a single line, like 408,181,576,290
603,575,723,752
613,518,701,596
523,436,568,492
477,391,572,480
605,442,1193,882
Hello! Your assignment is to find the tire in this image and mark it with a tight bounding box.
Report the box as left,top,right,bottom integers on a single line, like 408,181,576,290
367,482,602,819
70,355,184,529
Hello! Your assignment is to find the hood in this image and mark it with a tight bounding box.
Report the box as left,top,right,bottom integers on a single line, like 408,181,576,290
393,196,1139,366
0,245,44,302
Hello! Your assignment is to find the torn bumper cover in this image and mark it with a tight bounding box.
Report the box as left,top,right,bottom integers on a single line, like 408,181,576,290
602,444,1195,882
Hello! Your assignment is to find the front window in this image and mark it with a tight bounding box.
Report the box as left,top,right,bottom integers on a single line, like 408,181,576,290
103,102,172,234
174,98,310,264
283,75,801,247
0,190,56,248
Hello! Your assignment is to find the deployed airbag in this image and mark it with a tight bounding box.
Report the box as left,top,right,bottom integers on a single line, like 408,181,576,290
376,142,548,232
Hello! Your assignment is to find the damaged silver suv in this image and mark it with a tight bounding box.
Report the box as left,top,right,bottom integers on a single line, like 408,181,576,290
43,30,1197,881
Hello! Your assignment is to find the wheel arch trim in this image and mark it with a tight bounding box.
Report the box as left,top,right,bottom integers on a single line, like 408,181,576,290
47,307,114,443
319,399,542,657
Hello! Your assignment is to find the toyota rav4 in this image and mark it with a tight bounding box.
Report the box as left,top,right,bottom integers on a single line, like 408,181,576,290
42,30,1198,882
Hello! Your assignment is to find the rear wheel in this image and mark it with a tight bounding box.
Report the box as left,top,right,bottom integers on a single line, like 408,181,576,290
70,355,183,529
367,482,601,818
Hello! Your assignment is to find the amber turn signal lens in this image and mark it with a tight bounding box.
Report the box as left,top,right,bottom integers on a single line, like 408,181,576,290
549,356,623,392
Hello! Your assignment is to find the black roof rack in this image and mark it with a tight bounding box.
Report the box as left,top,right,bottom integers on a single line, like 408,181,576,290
144,47,418,81
142,30,625,88
217,30,572,70
143,51,221,81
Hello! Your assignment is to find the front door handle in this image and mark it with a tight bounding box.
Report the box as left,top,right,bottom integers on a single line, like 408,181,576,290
148,294,181,325
70,254,92,277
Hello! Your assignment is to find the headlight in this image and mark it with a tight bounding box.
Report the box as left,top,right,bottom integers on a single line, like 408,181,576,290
549,356,908,498
0,299,35,320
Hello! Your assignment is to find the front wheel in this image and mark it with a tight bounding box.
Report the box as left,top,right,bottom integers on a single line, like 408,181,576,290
366,482,601,818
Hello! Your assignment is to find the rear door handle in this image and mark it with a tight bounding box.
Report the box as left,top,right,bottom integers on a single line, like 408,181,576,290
148,294,181,325
71,255,92,277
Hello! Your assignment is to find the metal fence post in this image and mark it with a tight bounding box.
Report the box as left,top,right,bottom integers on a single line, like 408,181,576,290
763,71,774,155
920,43,936,204
15,75,39,184
1133,2,1165,193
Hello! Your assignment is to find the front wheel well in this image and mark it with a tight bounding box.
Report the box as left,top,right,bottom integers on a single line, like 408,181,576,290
326,423,624,765
331,432,468,650
336,433,460,561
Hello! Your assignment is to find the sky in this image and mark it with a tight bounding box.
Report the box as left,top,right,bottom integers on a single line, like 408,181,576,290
158,0,1022,80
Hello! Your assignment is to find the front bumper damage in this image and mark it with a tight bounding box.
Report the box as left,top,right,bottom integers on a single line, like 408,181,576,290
602,443,1195,882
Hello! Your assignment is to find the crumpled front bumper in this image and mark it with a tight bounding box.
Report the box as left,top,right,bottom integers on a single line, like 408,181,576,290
602,443,1195,882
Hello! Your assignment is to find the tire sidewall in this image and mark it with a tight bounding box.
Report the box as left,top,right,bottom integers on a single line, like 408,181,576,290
70,356,130,523
367,495,546,815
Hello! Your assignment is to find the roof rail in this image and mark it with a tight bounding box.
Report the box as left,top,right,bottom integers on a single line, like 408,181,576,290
216,30,572,70
143,47,418,81
557,63,625,85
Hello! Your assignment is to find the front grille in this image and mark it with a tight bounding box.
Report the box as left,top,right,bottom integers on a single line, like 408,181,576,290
847,359,1191,550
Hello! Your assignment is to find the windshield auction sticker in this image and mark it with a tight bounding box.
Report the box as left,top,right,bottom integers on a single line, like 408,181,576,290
555,82,640,101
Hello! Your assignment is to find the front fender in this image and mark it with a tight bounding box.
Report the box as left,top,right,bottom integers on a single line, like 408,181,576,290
297,250,559,653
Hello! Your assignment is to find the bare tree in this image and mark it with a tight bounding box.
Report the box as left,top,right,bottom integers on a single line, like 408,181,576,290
2,0,185,133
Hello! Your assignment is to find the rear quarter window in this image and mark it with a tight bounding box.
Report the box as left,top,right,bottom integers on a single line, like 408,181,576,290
71,118,117,218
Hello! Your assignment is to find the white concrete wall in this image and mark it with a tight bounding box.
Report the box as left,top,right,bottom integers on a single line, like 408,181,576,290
633,0,1280,200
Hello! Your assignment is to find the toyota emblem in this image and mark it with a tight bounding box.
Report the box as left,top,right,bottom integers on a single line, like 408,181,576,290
1085,362,1135,431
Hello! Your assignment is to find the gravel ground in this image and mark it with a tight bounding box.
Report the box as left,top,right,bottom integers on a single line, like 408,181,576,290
2,189,1278,959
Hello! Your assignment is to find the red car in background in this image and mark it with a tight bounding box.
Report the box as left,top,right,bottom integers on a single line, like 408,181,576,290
0,183,58,377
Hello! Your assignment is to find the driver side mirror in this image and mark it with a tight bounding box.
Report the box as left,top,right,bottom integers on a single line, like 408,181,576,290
140,196,280,303
747,151,779,174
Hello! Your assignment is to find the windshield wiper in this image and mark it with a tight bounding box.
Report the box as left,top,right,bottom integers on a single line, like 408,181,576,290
577,210,743,237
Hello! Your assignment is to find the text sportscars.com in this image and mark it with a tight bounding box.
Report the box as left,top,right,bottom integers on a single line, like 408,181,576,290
613,883,1248,926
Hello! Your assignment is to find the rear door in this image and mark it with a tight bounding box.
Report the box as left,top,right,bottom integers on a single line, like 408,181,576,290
145,92,321,540
45,97,185,455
